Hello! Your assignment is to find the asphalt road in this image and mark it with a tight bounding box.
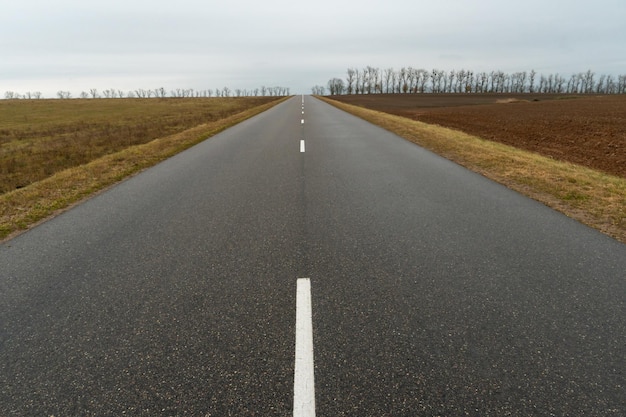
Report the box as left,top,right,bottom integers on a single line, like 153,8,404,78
1,96,625,416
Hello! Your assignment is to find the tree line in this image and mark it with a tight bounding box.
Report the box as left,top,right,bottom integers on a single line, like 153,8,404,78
3,86,290,100
315,67,626,95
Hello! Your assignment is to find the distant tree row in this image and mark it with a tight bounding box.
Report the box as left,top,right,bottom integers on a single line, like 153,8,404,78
311,85,326,95
3,86,290,100
319,67,626,95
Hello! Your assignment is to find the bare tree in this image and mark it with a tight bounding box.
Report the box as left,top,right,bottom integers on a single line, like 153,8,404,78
555,74,565,93
594,74,606,93
311,85,325,95
492,71,506,93
538,75,547,93
604,75,616,94
465,71,474,93
583,70,595,93
618,75,626,94
445,70,455,93
567,73,579,93
327,78,345,95
360,67,368,94
458,70,468,93
396,67,405,93
430,69,444,93
354,69,361,94
346,68,356,94
406,67,416,94
475,72,487,93
510,71,526,93
366,66,379,94
528,69,536,93
382,68,393,94
417,69,428,93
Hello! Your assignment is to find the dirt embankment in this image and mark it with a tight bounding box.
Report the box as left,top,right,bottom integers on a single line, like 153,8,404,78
331,94,626,178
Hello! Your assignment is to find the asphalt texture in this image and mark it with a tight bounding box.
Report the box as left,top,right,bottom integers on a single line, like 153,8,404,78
1,96,625,416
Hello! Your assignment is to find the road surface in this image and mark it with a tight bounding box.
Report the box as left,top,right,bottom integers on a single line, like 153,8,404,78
1,96,625,416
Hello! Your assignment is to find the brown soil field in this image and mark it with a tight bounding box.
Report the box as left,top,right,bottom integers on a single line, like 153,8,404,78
331,94,626,178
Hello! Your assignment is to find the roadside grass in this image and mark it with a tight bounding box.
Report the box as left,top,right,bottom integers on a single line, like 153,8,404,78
0,97,287,240
321,97,626,244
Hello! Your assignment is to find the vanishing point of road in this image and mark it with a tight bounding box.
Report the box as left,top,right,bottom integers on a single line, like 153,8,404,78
1,96,625,416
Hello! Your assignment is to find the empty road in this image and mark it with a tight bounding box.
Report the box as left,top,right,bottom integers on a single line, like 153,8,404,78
1,96,625,416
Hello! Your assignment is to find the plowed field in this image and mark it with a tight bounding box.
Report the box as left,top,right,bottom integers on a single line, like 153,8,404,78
331,94,626,178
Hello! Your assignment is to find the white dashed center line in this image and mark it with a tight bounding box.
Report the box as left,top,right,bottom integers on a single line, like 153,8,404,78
300,140,305,153
294,278,315,417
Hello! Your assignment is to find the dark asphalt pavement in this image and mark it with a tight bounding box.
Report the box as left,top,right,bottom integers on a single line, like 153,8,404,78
1,96,625,416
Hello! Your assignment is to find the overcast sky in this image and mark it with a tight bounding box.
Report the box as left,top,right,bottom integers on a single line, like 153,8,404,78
2,0,625,97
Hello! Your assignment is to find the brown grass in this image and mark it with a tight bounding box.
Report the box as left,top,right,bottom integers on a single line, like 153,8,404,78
0,97,287,240
0,97,280,193
320,97,626,243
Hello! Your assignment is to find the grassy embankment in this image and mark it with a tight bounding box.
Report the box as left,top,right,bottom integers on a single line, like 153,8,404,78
321,97,626,244
0,97,287,240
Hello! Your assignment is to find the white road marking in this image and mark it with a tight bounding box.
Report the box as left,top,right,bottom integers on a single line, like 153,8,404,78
301,119,304,124
294,278,315,417
300,140,305,153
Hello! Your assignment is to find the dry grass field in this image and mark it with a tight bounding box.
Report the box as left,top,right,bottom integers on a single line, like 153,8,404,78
0,97,285,240
0,97,280,193
324,94,626,243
